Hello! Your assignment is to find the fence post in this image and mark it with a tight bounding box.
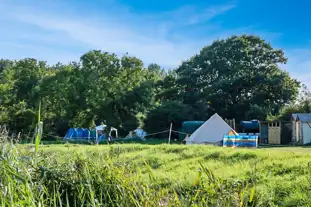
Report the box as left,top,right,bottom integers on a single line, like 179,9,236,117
168,123,173,144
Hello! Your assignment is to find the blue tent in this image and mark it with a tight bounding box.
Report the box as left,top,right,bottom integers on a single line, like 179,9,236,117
64,128,76,139
64,128,95,140
64,126,115,143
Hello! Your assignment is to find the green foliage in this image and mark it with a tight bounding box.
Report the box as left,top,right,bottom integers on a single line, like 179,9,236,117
0,51,159,138
271,84,311,121
143,101,208,137
0,35,303,138
156,70,180,102
176,35,300,121
5,102,35,133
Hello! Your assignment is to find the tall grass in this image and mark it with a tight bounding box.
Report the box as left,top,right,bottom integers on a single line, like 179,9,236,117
1,142,311,206
35,100,41,153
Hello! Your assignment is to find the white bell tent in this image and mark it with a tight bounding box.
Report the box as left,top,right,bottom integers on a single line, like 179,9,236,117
186,113,238,145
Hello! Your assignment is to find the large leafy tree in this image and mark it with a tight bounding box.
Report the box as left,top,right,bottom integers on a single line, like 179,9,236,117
37,51,158,137
79,51,152,132
0,59,47,134
176,35,300,121
39,63,82,135
0,52,158,137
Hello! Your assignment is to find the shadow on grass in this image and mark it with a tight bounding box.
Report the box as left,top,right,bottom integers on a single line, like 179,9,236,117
258,144,311,148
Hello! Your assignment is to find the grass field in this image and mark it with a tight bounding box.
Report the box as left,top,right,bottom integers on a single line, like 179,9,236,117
2,142,311,206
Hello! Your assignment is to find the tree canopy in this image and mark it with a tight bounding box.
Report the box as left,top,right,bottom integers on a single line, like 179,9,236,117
175,35,300,121
0,35,303,139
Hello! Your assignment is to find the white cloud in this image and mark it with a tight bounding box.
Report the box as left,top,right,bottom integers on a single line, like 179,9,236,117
0,41,80,64
0,1,237,68
155,3,236,26
283,49,311,88
1,0,310,90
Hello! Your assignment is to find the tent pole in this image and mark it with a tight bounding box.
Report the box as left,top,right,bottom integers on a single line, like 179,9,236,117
168,123,173,144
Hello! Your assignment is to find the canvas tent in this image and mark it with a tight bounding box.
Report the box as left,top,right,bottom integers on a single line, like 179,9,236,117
125,128,147,140
292,113,311,144
185,113,238,145
95,125,118,138
134,128,146,139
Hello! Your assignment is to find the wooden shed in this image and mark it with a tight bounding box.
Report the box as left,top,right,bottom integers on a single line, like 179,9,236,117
268,121,281,144
259,121,292,145
292,113,311,145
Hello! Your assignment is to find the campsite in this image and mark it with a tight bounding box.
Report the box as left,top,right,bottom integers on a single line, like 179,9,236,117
3,112,311,206
1,22,311,207
2,141,311,206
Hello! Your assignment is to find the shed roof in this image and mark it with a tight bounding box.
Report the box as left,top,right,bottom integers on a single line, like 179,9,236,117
292,113,311,122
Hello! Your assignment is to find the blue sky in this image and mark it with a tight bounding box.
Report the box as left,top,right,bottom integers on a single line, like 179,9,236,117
1,0,311,86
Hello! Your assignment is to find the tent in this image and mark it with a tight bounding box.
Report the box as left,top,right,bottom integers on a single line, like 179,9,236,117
134,128,147,139
185,113,238,145
179,121,205,140
125,128,147,140
64,125,118,143
64,128,95,141
95,125,118,138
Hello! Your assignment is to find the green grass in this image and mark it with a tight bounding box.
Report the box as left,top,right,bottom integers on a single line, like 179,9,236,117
19,138,182,145
2,142,311,206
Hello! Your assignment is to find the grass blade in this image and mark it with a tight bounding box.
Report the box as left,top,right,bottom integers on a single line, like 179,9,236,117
35,100,41,153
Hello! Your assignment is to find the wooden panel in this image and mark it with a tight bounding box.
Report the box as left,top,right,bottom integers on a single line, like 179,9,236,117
268,121,281,144
225,119,236,130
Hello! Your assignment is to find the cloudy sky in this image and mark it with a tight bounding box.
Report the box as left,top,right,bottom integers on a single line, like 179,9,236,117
1,0,311,86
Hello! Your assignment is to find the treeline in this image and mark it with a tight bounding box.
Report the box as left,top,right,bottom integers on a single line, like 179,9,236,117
0,35,307,139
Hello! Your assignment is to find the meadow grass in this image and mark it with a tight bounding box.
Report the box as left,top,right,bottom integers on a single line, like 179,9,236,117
2,142,311,206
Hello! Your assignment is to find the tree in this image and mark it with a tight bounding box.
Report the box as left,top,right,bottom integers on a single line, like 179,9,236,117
144,101,194,138
272,84,311,121
298,84,311,113
176,35,300,121
0,59,47,134
156,70,180,102
0,59,13,74
147,63,165,80
77,50,156,136
39,63,82,135
0,39,303,139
